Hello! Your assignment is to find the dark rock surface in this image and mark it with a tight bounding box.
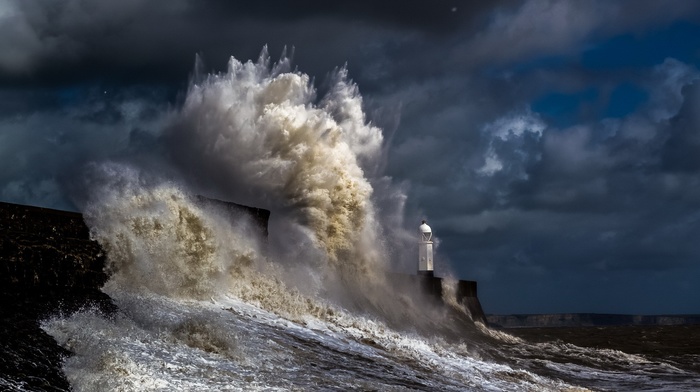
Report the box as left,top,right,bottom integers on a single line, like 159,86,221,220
0,289,116,391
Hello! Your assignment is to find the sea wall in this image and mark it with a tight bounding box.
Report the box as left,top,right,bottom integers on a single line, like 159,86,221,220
390,272,487,323
0,201,106,290
0,200,270,292
0,200,485,322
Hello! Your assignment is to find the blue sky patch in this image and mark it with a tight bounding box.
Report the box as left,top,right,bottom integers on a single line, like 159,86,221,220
582,21,700,69
604,83,648,118
531,87,598,128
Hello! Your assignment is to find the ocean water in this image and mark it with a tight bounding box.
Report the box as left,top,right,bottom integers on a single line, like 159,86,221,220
2,289,698,391
3,51,699,391
35,291,700,391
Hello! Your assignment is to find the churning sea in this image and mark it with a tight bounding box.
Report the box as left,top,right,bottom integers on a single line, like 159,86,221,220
1,288,698,392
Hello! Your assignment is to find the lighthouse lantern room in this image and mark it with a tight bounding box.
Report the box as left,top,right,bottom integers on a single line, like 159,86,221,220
418,220,434,272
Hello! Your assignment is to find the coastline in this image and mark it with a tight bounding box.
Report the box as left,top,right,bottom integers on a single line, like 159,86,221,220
487,313,700,328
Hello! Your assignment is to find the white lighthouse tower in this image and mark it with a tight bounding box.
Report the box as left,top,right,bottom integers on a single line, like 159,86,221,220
418,220,434,273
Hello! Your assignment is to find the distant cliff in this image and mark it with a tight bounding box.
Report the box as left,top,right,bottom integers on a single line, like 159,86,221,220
487,313,700,328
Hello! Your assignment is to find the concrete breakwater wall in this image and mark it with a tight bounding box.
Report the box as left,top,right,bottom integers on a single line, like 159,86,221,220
0,200,270,292
390,272,487,324
0,201,107,291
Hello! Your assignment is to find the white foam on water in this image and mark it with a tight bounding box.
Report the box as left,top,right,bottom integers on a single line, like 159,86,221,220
0,378,29,392
43,290,588,392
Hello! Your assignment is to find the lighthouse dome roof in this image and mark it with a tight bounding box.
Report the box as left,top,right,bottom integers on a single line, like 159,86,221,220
419,223,431,233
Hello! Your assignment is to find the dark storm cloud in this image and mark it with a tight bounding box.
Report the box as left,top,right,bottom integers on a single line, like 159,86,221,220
0,85,169,209
0,0,513,87
449,0,700,68
662,81,700,171
190,0,496,32
4,0,695,98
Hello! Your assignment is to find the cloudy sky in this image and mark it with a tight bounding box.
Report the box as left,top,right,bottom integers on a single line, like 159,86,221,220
2,0,700,315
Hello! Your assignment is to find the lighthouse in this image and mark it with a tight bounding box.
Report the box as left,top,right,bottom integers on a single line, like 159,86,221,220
418,220,434,273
